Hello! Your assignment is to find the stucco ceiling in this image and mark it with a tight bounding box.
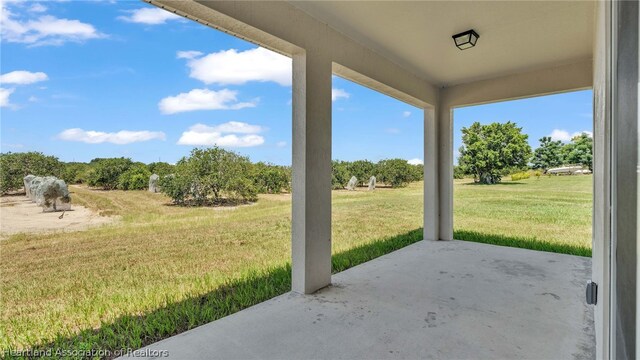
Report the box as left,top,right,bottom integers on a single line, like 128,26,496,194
289,1,595,87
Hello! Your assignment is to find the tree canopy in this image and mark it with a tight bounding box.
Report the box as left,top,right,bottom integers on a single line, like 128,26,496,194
562,133,593,170
458,121,532,184
0,152,63,194
531,136,564,170
160,147,258,205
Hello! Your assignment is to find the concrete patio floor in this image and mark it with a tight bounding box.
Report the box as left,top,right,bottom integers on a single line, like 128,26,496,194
129,240,594,360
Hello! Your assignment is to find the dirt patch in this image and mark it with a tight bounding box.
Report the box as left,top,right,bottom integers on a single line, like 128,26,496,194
0,195,116,240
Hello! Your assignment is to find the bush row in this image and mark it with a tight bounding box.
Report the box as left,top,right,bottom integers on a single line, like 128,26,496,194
332,159,423,189
0,150,424,200
0,152,174,194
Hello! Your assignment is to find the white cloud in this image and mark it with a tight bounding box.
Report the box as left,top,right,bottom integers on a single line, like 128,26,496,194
180,47,291,86
0,70,48,85
1,2,104,46
117,7,181,25
332,88,350,101
276,141,287,148
28,3,47,13
549,129,593,142
58,128,166,144
0,88,15,108
176,50,203,60
159,88,257,114
402,111,411,118
385,128,400,134
177,123,265,147
28,95,38,102
207,121,264,134
407,158,423,165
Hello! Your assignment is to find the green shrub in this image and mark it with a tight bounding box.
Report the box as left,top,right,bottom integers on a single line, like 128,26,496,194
61,162,92,184
158,174,187,204
251,162,291,194
117,164,152,190
510,171,531,181
453,165,466,179
0,152,63,194
161,147,257,205
346,160,376,187
376,159,415,188
87,158,134,190
147,162,175,177
331,160,350,189
533,170,542,179
408,164,424,182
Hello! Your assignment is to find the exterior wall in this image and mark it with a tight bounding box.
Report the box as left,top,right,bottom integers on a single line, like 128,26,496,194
440,59,593,108
291,51,333,294
592,1,612,358
436,105,453,241
614,1,639,358
424,108,439,241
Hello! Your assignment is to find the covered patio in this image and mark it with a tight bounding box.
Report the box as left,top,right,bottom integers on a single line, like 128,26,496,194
131,240,594,359
133,0,638,358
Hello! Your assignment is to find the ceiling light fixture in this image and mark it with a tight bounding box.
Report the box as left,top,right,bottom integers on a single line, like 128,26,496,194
452,29,479,50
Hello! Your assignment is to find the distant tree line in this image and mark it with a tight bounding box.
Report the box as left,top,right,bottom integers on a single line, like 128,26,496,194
457,121,593,184
0,149,424,203
331,159,423,189
0,149,290,200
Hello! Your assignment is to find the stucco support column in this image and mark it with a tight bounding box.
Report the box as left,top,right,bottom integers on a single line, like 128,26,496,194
438,105,454,241
424,107,439,240
613,0,639,357
291,50,332,294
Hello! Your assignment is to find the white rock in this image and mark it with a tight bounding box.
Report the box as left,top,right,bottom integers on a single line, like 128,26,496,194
149,174,160,193
368,176,376,191
346,176,357,191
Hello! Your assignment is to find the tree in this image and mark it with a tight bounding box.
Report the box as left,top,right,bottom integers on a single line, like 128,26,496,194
61,162,92,184
331,160,350,189
376,159,415,187
408,164,424,182
453,165,466,179
87,158,134,190
531,136,564,170
458,121,532,184
117,163,152,190
147,162,175,177
251,162,291,194
346,160,375,187
0,152,63,194
161,147,257,205
562,133,593,170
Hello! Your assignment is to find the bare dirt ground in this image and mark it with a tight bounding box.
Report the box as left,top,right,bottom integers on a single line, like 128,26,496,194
0,195,115,240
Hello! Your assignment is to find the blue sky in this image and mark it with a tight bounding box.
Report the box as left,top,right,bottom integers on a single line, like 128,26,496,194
0,1,591,166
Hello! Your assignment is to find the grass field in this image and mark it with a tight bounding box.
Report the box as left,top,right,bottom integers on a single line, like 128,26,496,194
0,175,592,355
454,175,592,254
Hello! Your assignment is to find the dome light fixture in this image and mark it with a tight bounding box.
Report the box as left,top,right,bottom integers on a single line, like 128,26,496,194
452,29,480,50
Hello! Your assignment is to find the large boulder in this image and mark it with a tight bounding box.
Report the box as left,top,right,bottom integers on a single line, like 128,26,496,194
23,175,36,198
149,174,160,193
33,177,71,212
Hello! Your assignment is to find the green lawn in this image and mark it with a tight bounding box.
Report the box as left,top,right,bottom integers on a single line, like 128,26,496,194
454,175,592,253
0,175,592,355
